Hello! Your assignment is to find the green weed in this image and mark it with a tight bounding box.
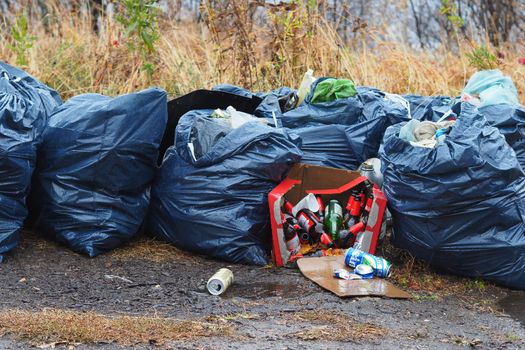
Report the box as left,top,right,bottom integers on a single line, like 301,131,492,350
440,0,465,29
116,0,160,78
413,293,440,302
6,13,36,66
464,278,486,291
466,45,497,70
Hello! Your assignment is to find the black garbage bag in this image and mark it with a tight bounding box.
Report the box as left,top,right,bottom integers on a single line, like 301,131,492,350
404,98,525,171
0,62,61,262
33,88,167,257
148,110,302,265
402,94,454,121
280,78,364,128
282,82,410,169
479,104,525,170
212,84,298,120
381,102,525,289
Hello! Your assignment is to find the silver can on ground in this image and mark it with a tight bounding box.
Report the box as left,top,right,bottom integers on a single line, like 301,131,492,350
207,268,234,296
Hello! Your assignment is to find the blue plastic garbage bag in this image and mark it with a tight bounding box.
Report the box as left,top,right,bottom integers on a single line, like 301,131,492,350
0,62,61,115
479,104,525,170
464,69,519,107
381,102,525,289
148,110,302,265
33,88,167,257
279,78,364,128
402,94,453,121
281,82,410,169
0,62,61,261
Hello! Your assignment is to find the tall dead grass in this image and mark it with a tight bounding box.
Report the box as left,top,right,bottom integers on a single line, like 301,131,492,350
0,2,524,100
0,309,232,346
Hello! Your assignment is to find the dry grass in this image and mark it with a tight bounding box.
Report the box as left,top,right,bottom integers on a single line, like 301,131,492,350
289,311,386,342
0,309,233,346
393,256,492,299
378,238,503,311
389,252,450,293
108,237,202,263
0,2,523,100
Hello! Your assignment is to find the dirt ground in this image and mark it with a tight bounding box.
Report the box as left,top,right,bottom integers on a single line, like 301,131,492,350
0,231,524,350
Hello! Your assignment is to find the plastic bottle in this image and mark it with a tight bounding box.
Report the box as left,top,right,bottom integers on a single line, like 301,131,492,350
296,69,315,107
358,158,383,189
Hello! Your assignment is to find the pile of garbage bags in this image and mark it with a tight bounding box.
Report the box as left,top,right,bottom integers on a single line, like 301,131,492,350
215,79,410,170
1,60,525,290
148,78,412,265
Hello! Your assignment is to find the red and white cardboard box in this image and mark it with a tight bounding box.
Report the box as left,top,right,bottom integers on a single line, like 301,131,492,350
269,163,387,267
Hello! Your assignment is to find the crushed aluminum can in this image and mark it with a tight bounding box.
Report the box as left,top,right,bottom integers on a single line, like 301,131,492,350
345,247,392,278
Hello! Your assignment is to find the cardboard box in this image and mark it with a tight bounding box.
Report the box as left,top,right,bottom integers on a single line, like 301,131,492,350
269,163,387,267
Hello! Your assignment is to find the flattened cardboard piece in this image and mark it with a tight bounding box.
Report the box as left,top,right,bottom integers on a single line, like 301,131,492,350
297,255,411,299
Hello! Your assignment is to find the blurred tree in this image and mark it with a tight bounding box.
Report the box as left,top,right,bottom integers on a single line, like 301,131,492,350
467,0,523,46
0,0,523,48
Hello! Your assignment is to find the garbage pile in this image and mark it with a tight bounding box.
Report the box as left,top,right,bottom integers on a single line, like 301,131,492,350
1,60,524,291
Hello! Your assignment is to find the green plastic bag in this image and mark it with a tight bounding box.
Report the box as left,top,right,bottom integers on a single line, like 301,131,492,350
310,78,357,104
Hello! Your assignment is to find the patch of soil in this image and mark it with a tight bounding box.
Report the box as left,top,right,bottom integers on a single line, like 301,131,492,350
0,231,523,349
